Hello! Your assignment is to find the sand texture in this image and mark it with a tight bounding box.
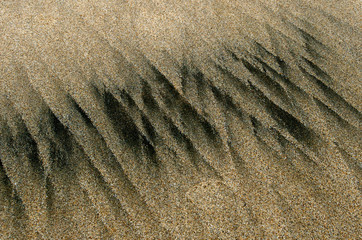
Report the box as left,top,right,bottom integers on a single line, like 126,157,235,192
0,0,361,239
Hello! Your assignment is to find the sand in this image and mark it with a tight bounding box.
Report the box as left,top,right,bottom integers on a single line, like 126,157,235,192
0,0,361,239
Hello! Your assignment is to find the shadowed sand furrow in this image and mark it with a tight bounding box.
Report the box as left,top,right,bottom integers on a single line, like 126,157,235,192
1,0,361,239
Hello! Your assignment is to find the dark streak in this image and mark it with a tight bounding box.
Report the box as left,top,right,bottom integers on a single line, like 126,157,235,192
104,91,141,150
142,115,157,144
49,111,72,169
302,57,332,83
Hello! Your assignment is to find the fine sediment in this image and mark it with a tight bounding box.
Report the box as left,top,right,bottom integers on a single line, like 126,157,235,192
0,1,361,239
